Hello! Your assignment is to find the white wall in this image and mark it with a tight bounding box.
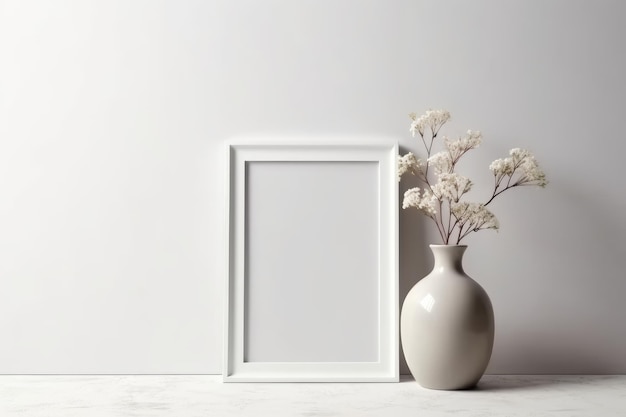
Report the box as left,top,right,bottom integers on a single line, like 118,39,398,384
0,0,625,374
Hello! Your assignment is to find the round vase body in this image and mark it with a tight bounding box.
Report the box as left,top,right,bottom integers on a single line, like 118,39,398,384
400,245,494,390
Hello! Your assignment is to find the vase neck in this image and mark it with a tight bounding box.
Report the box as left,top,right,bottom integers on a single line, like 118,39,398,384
430,245,467,274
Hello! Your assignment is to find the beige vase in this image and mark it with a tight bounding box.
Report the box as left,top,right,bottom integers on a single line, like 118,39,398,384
400,245,495,390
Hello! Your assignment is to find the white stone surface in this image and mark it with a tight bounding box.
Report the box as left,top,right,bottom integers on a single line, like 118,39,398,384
0,375,624,417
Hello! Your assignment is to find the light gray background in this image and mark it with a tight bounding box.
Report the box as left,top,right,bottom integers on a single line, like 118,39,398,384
244,161,379,363
0,0,624,374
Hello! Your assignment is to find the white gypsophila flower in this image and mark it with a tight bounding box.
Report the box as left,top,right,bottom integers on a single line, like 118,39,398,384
409,109,451,137
490,148,547,187
432,173,473,202
466,129,482,144
402,187,420,210
408,112,421,137
444,130,482,163
489,157,515,176
519,153,548,187
402,187,437,217
417,190,438,217
427,151,453,175
427,109,451,128
451,202,499,231
397,152,424,182
509,147,530,162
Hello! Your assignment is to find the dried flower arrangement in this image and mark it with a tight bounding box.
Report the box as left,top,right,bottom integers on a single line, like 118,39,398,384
398,109,547,244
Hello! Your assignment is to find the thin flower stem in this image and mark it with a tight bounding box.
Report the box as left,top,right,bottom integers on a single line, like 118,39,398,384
446,203,453,242
432,212,446,244
458,226,476,243
420,133,432,179
419,134,429,155
456,223,464,244
451,146,471,169
447,214,461,244
484,183,518,206
436,199,447,244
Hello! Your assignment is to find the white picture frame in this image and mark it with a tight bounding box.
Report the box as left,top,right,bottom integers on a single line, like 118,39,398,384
224,140,398,382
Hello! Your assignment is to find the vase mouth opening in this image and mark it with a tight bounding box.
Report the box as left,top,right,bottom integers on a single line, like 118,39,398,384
429,244,468,248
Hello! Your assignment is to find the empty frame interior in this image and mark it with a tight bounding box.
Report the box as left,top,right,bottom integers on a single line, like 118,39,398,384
245,161,379,363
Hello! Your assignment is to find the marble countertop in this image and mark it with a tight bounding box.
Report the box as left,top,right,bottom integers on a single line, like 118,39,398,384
0,375,624,416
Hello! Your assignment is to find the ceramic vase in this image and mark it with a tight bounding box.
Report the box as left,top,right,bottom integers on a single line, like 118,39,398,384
400,245,494,390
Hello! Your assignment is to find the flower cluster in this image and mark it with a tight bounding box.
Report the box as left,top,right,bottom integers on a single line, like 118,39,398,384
409,109,451,138
445,130,482,165
402,188,437,218
427,151,453,175
397,152,423,182
399,109,547,244
432,173,472,203
451,202,499,240
489,148,548,188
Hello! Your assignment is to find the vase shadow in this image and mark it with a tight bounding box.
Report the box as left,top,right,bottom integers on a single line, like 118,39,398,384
400,374,621,392
472,375,620,392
